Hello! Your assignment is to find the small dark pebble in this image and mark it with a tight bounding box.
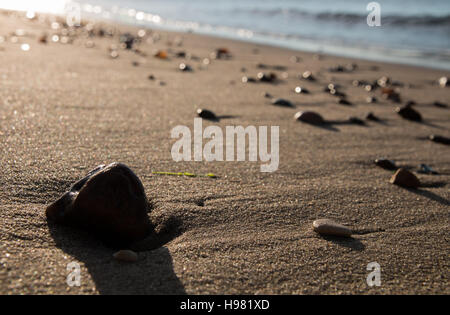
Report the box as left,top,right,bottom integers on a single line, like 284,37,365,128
433,101,447,108
348,117,365,125
294,111,325,125
257,72,277,83
148,74,155,80
300,71,315,81
338,98,352,105
366,96,377,103
395,105,422,122
242,76,256,83
263,92,272,98
429,134,450,145
294,86,309,94
197,109,217,120
418,164,438,175
179,63,193,72
366,112,380,121
271,98,293,107
375,158,397,170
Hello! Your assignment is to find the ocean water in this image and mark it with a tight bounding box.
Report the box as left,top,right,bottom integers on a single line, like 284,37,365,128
1,0,450,69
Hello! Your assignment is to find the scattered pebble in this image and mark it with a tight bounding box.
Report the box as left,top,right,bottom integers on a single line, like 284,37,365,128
300,71,315,81
113,250,138,263
348,117,365,125
154,50,168,59
374,158,397,170
313,219,352,237
242,76,256,83
418,164,438,175
433,101,447,108
395,105,422,122
294,111,324,125
20,43,30,51
428,134,450,145
294,86,309,94
179,63,193,72
366,112,380,121
197,108,217,120
257,72,277,83
338,98,352,105
438,76,448,88
390,168,420,188
271,98,293,107
366,96,377,103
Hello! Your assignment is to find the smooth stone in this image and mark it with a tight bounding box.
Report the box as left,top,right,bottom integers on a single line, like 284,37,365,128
113,250,138,262
374,158,397,170
395,105,422,122
242,76,256,83
313,219,352,237
294,111,324,125
366,96,377,103
390,168,420,188
271,98,293,107
197,108,217,120
429,134,450,145
46,163,152,247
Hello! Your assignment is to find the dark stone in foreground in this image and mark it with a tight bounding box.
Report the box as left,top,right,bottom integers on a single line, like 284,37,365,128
390,168,420,188
429,134,450,145
46,163,152,247
294,111,324,125
395,105,422,122
197,108,217,120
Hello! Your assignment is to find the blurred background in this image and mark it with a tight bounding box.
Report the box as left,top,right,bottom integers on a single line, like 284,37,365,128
0,0,449,69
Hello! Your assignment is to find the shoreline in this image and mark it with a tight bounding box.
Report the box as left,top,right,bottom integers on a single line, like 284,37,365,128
3,7,450,71
0,9,449,294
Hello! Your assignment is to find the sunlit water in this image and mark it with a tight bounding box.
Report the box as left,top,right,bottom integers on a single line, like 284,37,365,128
1,0,449,70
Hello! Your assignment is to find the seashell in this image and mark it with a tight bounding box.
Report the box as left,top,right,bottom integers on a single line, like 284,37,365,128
46,163,152,248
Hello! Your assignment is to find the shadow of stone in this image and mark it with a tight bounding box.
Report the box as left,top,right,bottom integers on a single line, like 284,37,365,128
319,235,365,251
47,218,186,295
405,187,449,206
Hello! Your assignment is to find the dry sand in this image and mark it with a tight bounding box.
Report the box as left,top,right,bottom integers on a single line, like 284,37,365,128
0,10,449,294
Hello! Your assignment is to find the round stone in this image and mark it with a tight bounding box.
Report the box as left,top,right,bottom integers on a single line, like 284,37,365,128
45,163,152,248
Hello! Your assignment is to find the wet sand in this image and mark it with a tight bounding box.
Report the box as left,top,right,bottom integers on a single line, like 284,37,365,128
0,10,449,294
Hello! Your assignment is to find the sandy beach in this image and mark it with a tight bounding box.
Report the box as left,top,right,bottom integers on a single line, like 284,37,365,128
0,10,449,295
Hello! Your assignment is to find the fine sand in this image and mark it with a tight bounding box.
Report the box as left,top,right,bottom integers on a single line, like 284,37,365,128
0,10,449,294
